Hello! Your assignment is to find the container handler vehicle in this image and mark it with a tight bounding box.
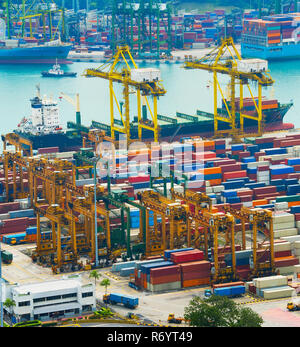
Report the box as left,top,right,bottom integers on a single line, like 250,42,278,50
287,300,300,311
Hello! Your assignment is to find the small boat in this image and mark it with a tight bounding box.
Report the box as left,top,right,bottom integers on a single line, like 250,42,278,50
41,61,77,77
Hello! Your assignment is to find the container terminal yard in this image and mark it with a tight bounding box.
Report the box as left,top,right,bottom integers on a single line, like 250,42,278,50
3,0,300,331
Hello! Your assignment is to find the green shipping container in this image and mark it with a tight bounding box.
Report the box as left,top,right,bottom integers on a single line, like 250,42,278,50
276,195,300,203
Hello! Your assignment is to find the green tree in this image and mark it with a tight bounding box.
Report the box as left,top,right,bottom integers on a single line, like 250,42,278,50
89,270,101,285
100,278,111,295
184,295,264,327
3,298,16,318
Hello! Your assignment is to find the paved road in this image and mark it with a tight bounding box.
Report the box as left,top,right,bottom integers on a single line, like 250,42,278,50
3,242,300,327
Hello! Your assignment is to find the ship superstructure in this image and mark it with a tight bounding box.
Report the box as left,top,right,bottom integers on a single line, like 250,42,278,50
18,86,61,135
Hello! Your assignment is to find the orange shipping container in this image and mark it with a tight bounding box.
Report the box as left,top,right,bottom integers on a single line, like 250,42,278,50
199,167,222,175
288,200,300,207
252,199,268,207
262,104,278,110
207,179,222,186
182,278,210,288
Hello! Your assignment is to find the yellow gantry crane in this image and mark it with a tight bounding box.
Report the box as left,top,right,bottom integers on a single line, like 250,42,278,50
138,190,189,256
223,205,275,279
2,132,33,156
184,37,274,140
83,45,166,144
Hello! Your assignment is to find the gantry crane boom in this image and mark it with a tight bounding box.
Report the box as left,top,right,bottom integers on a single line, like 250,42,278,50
83,45,166,143
184,37,274,140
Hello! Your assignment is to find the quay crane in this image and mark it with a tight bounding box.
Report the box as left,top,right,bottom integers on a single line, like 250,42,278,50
184,37,274,141
83,45,166,144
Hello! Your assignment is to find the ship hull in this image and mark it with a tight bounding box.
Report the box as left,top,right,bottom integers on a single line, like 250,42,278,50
0,44,73,64
14,131,82,152
14,103,293,150
130,103,293,140
241,42,300,61
41,72,77,77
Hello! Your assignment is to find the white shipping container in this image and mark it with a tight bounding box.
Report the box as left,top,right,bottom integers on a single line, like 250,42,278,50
253,275,288,289
247,161,269,168
262,286,295,300
149,281,181,292
236,58,268,73
273,212,295,223
275,202,289,211
281,235,300,244
294,241,300,249
131,68,161,83
276,266,297,275
212,185,225,193
278,228,298,238
273,222,295,231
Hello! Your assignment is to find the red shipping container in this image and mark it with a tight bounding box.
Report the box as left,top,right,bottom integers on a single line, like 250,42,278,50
236,264,250,270
295,213,300,221
180,260,210,272
223,170,247,181
221,164,242,173
275,250,292,258
150,274,181,285
248,284,256,294
171,249,204,264
237,269,251,280
257,165,269,171
213,159,236,167
38,147,59,154
275,256,299,267
253,186,276,195
0,202,20,214
212,281,245,289
150,265,181,277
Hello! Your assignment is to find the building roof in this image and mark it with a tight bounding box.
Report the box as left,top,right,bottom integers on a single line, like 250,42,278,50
13,278,83,296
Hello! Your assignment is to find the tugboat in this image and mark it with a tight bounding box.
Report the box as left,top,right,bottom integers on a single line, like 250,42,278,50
41,60,77,77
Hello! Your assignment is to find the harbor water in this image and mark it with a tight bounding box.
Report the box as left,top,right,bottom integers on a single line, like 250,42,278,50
0,58,299,143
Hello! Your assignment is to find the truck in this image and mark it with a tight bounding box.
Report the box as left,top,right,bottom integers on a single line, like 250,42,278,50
213,285,245,298
0,250,13,264
103,293,139,309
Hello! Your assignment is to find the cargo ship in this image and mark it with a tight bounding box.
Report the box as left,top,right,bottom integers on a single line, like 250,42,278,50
0,39,72,64
241,13,300,60
13,86,83,152
13,87,293,151
92,97,294,141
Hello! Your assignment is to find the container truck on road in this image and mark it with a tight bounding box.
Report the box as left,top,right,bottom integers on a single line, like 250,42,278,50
103,293,139,309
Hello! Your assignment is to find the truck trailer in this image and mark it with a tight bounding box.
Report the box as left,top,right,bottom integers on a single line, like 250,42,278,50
103,293,139,309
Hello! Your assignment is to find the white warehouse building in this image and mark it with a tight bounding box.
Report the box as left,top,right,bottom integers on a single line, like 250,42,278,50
4,275,96,322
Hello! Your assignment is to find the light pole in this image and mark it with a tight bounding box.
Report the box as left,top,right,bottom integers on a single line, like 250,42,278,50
92,156,111,268
92,156,100,268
